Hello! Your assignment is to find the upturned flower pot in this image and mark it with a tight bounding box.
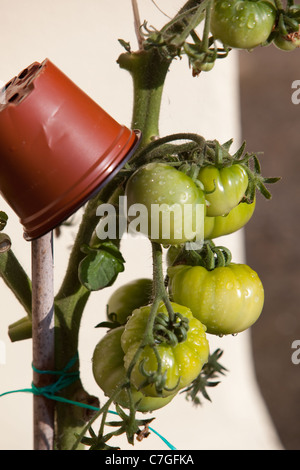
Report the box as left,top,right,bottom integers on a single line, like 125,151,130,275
0,58,140,240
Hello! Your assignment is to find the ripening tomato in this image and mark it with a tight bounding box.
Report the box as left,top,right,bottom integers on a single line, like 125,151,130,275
107,278,153,325
125,162,205,245
210,0,277,49
121,301,210,397
197,164,249,217
92,326,175,412
168,263,264,335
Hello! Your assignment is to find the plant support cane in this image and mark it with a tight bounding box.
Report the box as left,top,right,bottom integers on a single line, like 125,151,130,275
31,233,55,450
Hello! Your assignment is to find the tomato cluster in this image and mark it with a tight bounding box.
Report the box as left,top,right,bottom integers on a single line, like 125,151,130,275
91,134,275,413
93,299,209,409
124,157,257,245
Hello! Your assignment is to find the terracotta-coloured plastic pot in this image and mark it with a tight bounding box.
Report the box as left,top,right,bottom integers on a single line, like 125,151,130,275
0,58,141,240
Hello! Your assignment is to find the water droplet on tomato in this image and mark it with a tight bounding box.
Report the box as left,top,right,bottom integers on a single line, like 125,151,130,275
247,16,256,29
244,288,251,299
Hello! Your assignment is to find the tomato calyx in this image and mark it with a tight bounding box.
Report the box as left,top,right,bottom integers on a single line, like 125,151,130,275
167,240,232,271
138,357,180,396
79,401,154,450
95,311,122,330
181,348,227,405
189,138,280,204
131,133,280,205
183,6,231,76
153,311,190,346
184,40,230,75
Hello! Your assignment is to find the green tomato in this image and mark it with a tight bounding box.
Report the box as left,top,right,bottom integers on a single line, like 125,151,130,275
92,326,175,412
121,301,210,397
274,34,300,51
125,162,205,245
107,278,153,325
198,164,249,217
204,198,256,239
168,263,264,335
192,59,215,74
210,0,276,49
166,200,255,268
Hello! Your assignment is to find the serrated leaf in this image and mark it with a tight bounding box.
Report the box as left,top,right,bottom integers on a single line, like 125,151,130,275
78,242,125,291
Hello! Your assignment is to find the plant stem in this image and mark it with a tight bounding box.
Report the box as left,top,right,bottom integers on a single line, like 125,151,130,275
202,2,212,51
0,249,32,317
125,242,171,382
131,0,143,49
118,50,171,148
8,316,32,342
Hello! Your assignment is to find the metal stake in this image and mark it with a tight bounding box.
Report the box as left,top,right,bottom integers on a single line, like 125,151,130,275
31,232,55,450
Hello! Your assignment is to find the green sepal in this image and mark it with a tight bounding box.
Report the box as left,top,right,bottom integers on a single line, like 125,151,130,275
78,241,125,291
182,348,227,405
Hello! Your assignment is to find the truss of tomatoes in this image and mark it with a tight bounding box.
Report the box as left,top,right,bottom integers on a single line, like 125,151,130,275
92,136,279,413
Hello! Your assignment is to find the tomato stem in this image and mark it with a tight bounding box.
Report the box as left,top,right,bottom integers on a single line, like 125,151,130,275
118,50,171,148
202,1,212,51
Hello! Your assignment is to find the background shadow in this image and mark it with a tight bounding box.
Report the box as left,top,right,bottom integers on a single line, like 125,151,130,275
239,45,300,450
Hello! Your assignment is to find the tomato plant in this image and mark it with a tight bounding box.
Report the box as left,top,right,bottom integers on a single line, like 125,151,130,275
168,263,264,336
2,0,290,451
125,162,205,245
210,0,277,49
197,164,249,216
121,301,210,397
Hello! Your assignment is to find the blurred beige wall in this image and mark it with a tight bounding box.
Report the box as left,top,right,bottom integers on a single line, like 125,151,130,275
0,0,282,450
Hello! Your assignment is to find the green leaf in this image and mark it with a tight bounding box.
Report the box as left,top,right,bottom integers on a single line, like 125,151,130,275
78,242,125,291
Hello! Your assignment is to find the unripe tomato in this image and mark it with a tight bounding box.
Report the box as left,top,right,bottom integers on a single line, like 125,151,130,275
168,263,264,335
210,0,276,49
121,301,210,397
107,278,153,325
197,164,249,217
274,34,300,51
92,326,175,412
204,198,256,239
125,163,205,245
